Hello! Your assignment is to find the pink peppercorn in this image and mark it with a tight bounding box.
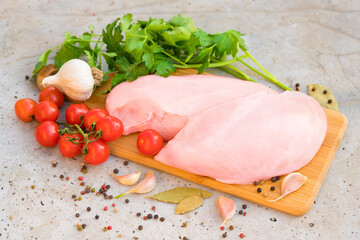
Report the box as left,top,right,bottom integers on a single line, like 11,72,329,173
65,177,69,181
143,216,147,220
151,206,156,211
220,226,224,230
102,184,106,189
112,203,116,207
108,226,112,230
104,206,108,211
240,233,245,238
243,212,247,216
78,176,83,181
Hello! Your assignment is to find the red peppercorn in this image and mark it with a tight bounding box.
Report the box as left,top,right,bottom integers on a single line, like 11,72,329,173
81,191,85,195
143,216,147,220
220,226,224,230
151,206,156,211
104,206,108,211
240,233,245,238
112,203,116,207
102,184,106,189
108,226,112,230
78,176,83,181
243,212,247,216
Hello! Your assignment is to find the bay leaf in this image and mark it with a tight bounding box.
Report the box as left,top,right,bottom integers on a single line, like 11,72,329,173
151,187,212,203
175,195,204,215
308,84,339,112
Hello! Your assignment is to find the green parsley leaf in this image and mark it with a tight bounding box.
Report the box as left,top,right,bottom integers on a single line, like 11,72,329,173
150,54,175,76
163,27,192,46
32,49,52,78
111,63,149,88
84,50,95,67
102,18,124,53
213,30,246,57
147,18,171,32
54,43,83,68
169,14,196,33
121,13,133,32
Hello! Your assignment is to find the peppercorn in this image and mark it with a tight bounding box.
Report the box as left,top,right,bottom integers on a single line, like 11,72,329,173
31,185,35,189
80,182,85,186
75,213,80,218
240,233,245,238
52,161,57,167
60,175,64,179
160,217,165,222
328,99,332,104
108,226,112,230
91,188,96,193
296,87,300,91
25,75,30,80
143,216,147,220
147,213,153,219
104,194,109,200
181,222,187,228
276,176,280,181
72,194,77,199
104,206,108,211
66,177,69,181
101,184,106,189
253,182,258,186
222,232,227,238
183,237,189,240
125,199,129,203
103,227,107,232
82,224,86,229
124,161,129,166
78,196,82,201
87,207,91,212
114,208,118,213
77,225,83,231
78,176,83,181
243,212,247,216
229,225,234,230
138,225,143,231
106,184,110,189
96,192,100,196
271,177,277,183
136,213,141,217
99,189,104,194
81,191,85,195
154,214,159,219
220,226,225,230
85,188,90,194
312,87,316,91
82,165,87,170
109,195,113,199
151,206,156,211
242,204,247,209
295,83,300,87
270,186,275,191
238,210,243,215
95,215,99,219
257,187,262,193
323,90,327,94
113,168,119,174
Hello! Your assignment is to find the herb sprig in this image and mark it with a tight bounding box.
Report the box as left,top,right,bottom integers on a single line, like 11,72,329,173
32,14,292,92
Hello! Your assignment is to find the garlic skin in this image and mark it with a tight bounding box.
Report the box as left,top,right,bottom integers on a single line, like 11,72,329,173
216,196,236,226
110,171,141,186
41,59,95,101
268,172,307,202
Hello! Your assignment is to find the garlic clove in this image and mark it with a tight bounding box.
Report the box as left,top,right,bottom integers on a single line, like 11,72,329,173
114,171,156,199
268,172,307,202
216,196,236,226
109,171,141,186
41,59,95,102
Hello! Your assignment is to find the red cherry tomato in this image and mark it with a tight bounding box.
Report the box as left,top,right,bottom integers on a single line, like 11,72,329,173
96,116,124,142
59,133,84,158
83,138,110,165
35,121,60,147
137,129,163,156
83,108,108,130
39,87,64,108
34,100,59,122
14,98,37,122
66,104,90,125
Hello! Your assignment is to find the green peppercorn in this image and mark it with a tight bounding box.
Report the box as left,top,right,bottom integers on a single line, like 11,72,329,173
31,185,35,189
91,188,96,193
78,196,82,201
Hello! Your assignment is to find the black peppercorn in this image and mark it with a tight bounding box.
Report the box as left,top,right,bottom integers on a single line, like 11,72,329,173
271,177,277,183
125,199,129,203
312,87,316,91
154,214,159,219
295,83,300,87
124,161,129,166
257,187,262,193
254,181,258,186
160,217,165,222
75,213,80,218
82,224,86,229
136,213,141,217
85,188,90,193
87,207,91,212
328,99,332,104
72,194,76,199
276,176,280,181
238,210,243,215
95,215,99,220
60,175,64,179
242,204,247,209
323,90,327,94
222,232,227,238
99,189,104,194
106,185,110,189
113,168,119,174
270,186,275,191
138,225,143,230
147,213,153,219
109,195,113,199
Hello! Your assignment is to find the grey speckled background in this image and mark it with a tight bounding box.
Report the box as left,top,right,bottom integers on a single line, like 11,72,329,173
1,0,359,239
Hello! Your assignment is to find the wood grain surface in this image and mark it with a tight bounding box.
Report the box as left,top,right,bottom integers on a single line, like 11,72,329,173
83,69,347,216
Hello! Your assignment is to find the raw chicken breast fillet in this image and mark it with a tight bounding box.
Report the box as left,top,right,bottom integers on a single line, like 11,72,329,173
106,74,277,140
155,91,327,184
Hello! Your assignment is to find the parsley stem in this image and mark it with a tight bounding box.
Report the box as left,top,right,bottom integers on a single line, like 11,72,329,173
217,66,257,83
173,57,242,69
162,51,187,66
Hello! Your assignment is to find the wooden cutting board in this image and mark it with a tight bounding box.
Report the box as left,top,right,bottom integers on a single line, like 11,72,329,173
51,68,347,216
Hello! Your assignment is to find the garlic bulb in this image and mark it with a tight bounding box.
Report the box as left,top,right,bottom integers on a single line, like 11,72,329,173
41,59,95,101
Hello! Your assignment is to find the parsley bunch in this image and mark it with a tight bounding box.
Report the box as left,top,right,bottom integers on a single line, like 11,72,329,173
32,14,292,92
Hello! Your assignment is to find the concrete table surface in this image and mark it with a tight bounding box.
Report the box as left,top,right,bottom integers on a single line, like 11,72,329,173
1,0,359,239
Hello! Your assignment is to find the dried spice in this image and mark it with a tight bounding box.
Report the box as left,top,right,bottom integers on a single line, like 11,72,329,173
308,84,339,112
268,172,307,202
151,187,212,203
175,195,204,215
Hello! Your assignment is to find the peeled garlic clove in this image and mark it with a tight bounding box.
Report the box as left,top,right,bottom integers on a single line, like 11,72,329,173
114,171,156,199
216,196,236,226
109,171,141,186
268,172,307,202
41,59,95,102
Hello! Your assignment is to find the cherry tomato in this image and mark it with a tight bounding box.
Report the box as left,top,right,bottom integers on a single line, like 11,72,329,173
39,87,64,108
83,108,108,130
137,129,163,156
59,133,84,158
35,121,60,147
14,98,37,122
83,138,110,165
66,104,90,125
34,100,59,122
95,116,124,142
